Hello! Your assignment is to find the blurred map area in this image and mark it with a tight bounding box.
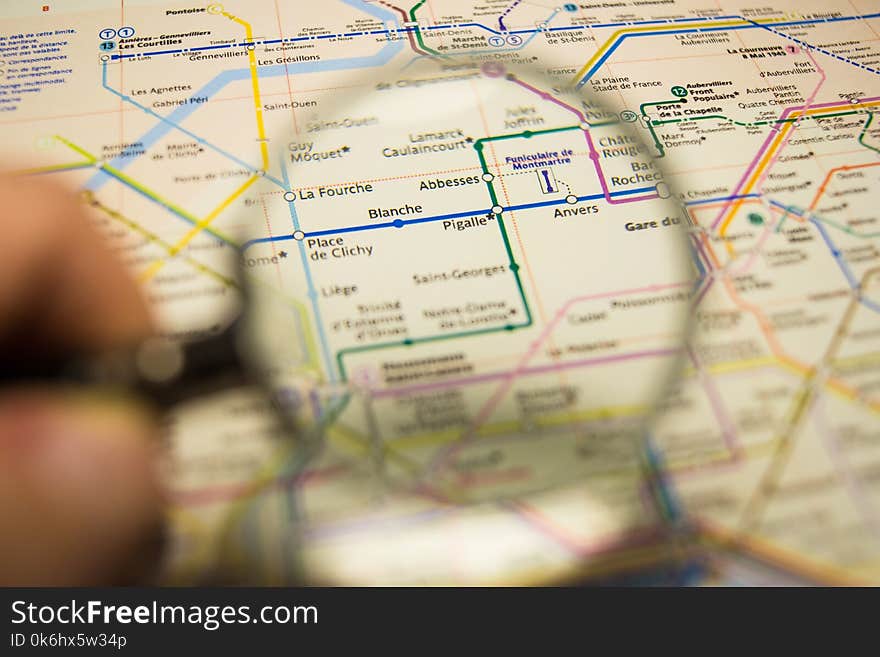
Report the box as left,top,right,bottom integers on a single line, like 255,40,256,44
2,0,880,585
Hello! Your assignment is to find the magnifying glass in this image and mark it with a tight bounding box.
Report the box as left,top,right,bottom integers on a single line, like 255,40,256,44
226,58,698,584
4,58,698,585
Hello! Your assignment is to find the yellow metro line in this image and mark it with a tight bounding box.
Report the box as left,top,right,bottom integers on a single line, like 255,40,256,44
138,8,272,283
220,9,270,171
718,100,880,247
570,18,753,87
138,173,258,282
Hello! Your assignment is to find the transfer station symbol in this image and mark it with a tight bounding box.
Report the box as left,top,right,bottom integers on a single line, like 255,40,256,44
506,34,523,46
99,41,116,51
118,26,135,38
537,169,559,194
488,35,505,47
671,86,688,98
99,28,116,40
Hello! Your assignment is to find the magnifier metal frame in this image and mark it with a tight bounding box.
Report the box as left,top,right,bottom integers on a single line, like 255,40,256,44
213,59,700,583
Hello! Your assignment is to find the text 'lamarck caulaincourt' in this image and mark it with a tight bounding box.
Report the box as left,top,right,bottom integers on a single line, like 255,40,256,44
383,129,472,157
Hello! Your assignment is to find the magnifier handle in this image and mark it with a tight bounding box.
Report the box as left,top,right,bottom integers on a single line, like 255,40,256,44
0,327,252,411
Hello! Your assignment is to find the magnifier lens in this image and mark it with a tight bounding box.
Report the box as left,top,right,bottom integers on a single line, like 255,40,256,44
236,59,694,582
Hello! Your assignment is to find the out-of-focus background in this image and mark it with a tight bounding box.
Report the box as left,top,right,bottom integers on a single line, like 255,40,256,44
2,0,880,585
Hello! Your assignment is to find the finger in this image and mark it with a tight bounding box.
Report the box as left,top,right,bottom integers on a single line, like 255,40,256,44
0,174,153,352
0,389,165,585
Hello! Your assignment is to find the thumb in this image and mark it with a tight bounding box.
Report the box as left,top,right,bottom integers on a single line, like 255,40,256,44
0,390,165,585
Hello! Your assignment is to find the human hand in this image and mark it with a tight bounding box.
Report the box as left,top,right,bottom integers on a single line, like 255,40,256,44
0,174,165,585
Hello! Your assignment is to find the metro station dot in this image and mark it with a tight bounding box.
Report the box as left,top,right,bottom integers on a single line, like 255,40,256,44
283,191,295,202
509,263,520,272
748,213,765,226
293,230,305,241
566,195,578,204
393,219,404,228
579,121,590,130
482,173,495,182
100,55,110,62
492,205,504,215
246,44,255,51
